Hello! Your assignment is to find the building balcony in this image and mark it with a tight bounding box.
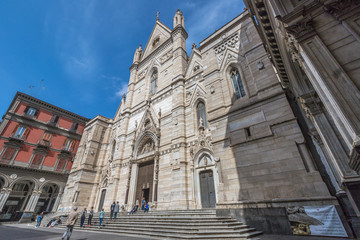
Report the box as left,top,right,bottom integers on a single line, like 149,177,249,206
37,140,51,148
0,158,11,164
22,113,36,119
9,133,26,142
60,146,74,153
47,121,58,127
29,164,41,169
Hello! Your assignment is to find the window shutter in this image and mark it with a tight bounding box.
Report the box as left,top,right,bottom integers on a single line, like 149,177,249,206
43,132,52,141
23,128,30,140
24,106,29,113
34,110,39,117
54,115,59,123
11,125,19,135
62,138,67,147
70,140,76,151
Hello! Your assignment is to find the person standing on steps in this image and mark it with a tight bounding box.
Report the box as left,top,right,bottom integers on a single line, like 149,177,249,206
99,208,105,228
80,208,87,228
62,207,78,240
113,201,120,219
141,197,146,211
110,201,115,219
88,206,94,225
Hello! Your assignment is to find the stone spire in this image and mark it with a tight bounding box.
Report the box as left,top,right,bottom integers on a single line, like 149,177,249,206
132,44,143,64
173,9,185,29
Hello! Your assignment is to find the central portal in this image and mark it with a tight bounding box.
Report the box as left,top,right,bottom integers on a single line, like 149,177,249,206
136,160,154,203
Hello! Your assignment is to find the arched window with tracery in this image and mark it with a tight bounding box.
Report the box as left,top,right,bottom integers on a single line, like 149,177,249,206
196,101,208,128
150,69,158,95
231,69,246,99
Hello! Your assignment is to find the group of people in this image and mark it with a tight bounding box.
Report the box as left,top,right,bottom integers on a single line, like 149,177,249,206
41,198,150,240
128,197,149,215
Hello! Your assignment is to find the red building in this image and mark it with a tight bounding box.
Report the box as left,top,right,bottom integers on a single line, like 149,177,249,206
0,92,89,222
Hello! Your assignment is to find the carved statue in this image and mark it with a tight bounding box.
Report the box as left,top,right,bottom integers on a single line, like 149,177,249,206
141,140,155,154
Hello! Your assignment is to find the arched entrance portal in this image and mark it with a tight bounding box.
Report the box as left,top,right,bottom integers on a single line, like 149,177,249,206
4,181,34,217
36,183,59,213
194,153,219,209
199,170,216,208
135,160,154,203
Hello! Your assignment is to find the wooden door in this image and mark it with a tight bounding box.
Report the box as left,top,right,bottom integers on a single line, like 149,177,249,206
200,170,216,208
135,161,154,203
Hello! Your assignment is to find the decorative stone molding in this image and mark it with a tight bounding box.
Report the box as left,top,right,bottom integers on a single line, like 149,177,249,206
299,91,323,118
286,17,315,42
349,135,360,173
214,32,240,66
324,0,360,21
285,34,304,64
159,49,173,64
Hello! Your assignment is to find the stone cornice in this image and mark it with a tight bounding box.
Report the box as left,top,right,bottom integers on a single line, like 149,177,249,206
285,17,316,42
324,0,360,21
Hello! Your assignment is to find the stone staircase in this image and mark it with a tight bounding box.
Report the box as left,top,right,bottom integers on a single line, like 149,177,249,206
58,209,262,239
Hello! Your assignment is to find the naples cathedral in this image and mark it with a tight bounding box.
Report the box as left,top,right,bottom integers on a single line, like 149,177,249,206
58,8,342,230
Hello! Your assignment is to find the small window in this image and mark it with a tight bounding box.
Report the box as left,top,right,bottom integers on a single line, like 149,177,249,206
196,102,208,128
30,153,44,169
50,115,59,124
63,139,75,152
24,106,38,117
56,158,67,172
150,70,158,95
245,127,251,137
72,191,80,202
12,125,30,140
0,147,16,164
40,132,52,146
70,122,79,131
231,69,246,99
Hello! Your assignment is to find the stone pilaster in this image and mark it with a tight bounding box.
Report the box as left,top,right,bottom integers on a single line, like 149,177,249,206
0,188,12,211
24,190,42,212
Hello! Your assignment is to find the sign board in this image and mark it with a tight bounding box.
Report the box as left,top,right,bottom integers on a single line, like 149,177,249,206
287,205,348,237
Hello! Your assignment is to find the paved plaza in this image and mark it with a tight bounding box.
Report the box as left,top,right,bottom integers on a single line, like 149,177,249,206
0,224,151,240
0,223,350,240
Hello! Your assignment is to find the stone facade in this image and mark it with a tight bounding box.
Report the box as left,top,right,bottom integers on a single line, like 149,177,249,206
58,9,340,234
244,0,360,237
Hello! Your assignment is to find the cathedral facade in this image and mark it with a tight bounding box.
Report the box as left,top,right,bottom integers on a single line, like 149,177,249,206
58,10,338,221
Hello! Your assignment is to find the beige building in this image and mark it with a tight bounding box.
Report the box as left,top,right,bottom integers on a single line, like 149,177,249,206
58,9,350,235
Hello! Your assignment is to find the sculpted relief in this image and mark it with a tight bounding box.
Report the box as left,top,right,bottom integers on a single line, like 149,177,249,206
140,139,155,155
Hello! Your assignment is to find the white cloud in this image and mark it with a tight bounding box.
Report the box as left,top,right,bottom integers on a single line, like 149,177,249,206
115,82,128,98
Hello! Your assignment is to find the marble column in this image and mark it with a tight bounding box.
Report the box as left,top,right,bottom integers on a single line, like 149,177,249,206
24,190,41,212
0,188,12,211
52,192,63,212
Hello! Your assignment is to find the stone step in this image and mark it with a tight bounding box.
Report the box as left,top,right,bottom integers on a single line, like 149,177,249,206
58,209,262,239
84,220,246,228
69,222,250,232
57,225,262,239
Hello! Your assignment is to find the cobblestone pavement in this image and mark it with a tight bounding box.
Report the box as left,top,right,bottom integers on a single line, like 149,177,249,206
0,224,154,240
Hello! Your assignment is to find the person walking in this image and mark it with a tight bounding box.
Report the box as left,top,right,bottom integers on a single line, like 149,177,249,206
88,207,94,225
80,208,87,228
62,207,78,240
35,212,43,228
99,208,105,228
110,202,115,219
113,201,119,219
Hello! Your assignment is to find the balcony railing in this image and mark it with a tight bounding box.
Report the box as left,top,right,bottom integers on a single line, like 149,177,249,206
61,146,74,153
37,140,51,148
47,121,58,127
9,133,26,141
23,113,36,119
29,164,41,169
0,158,11,164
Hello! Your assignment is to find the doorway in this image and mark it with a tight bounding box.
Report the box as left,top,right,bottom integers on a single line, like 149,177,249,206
200,170,216,208
98,189,106,212
135,160,154,203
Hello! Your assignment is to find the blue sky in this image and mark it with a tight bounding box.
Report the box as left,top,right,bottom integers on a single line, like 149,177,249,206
0,0,245,119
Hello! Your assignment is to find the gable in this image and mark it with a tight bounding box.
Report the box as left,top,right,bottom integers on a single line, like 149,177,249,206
142,21,172,60
185,49,203,79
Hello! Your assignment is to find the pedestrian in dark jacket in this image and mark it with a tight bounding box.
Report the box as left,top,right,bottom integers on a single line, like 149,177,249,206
88,207,94,225
62,207,78,240
80,208,87,227
110,202,115,219
141,197,146,211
